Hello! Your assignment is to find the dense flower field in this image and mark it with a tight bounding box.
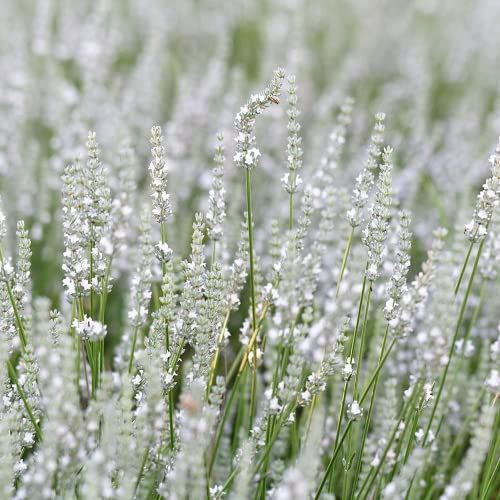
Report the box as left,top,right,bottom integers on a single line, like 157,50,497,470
0,1,499,499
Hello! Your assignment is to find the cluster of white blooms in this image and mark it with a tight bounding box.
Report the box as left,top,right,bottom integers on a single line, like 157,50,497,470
13,221,31,311
72,316,107,342
178,214,207,345
155,241,173,264
83,132,113,291
342,356,356,381
149,126,173,223
233,68,285,170
362,146,394,281
61,132,112,299
347,400,363,421
464,137,500,241
281,74,303,195
61,159,90,298
391,228,447,338
346,112,386,227
190,263,226,381
206,133,226,241
384,211,412,321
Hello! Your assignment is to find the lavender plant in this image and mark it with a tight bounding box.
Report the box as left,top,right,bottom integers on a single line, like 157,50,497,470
0,1,499,499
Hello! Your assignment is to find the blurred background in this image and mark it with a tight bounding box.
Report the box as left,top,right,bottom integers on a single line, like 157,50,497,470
1,0,500,310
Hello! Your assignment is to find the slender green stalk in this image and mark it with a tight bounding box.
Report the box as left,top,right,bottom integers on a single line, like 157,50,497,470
352,283,372,397
454,239,474,296
128,326,139,374
327,274,367,492
479,456,499,500
443,387,485,470
245,169,257,332
434,281,485,439
349,324,389,497
134,446,150,495
7,359,42,442
245,168,258,432
208,373,243,477
315,337,397,499
289,192,294,231
479,406,500,499
207,310,231,395
336,227,354,298
423,239,485,445
357,382,422,500
258,342,286,491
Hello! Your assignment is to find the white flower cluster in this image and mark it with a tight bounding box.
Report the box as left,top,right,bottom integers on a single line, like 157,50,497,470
384,211,411,321
347,400,363,421
233,68,285,170
281,74,303,195
61,132,112,299
391,228,447,338
464,138,500,241
363,146,394,281
72,316,107,342
206,133,226,241
149,126,173,223
346,112,386,227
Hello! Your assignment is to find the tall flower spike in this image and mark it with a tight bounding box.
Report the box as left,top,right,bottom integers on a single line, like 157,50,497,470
61,158,90,299
149,126,173,223
384,210,412,322
233,67,285,171
347,112,386,228
206,132,226,241
81,132,113,296
362,145,394,281
281,74,303,195
465,137,500,242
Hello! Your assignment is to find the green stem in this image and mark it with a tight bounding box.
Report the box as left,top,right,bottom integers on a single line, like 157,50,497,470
315,337,397,499
7,359,42,441
357,382,422,500
423,239,484,445
479,407,500,500
479,457,499,500
289,192,294,231
327,274,366,492
336,227,355,298
349,323,389,498
208,373,243,477
128,326,139,374
454,239,474,296
245,169,257,332
245,168,258,432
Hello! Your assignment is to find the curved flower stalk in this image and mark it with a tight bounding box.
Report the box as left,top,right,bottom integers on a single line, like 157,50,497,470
336,112,386,296
282,74,303,230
